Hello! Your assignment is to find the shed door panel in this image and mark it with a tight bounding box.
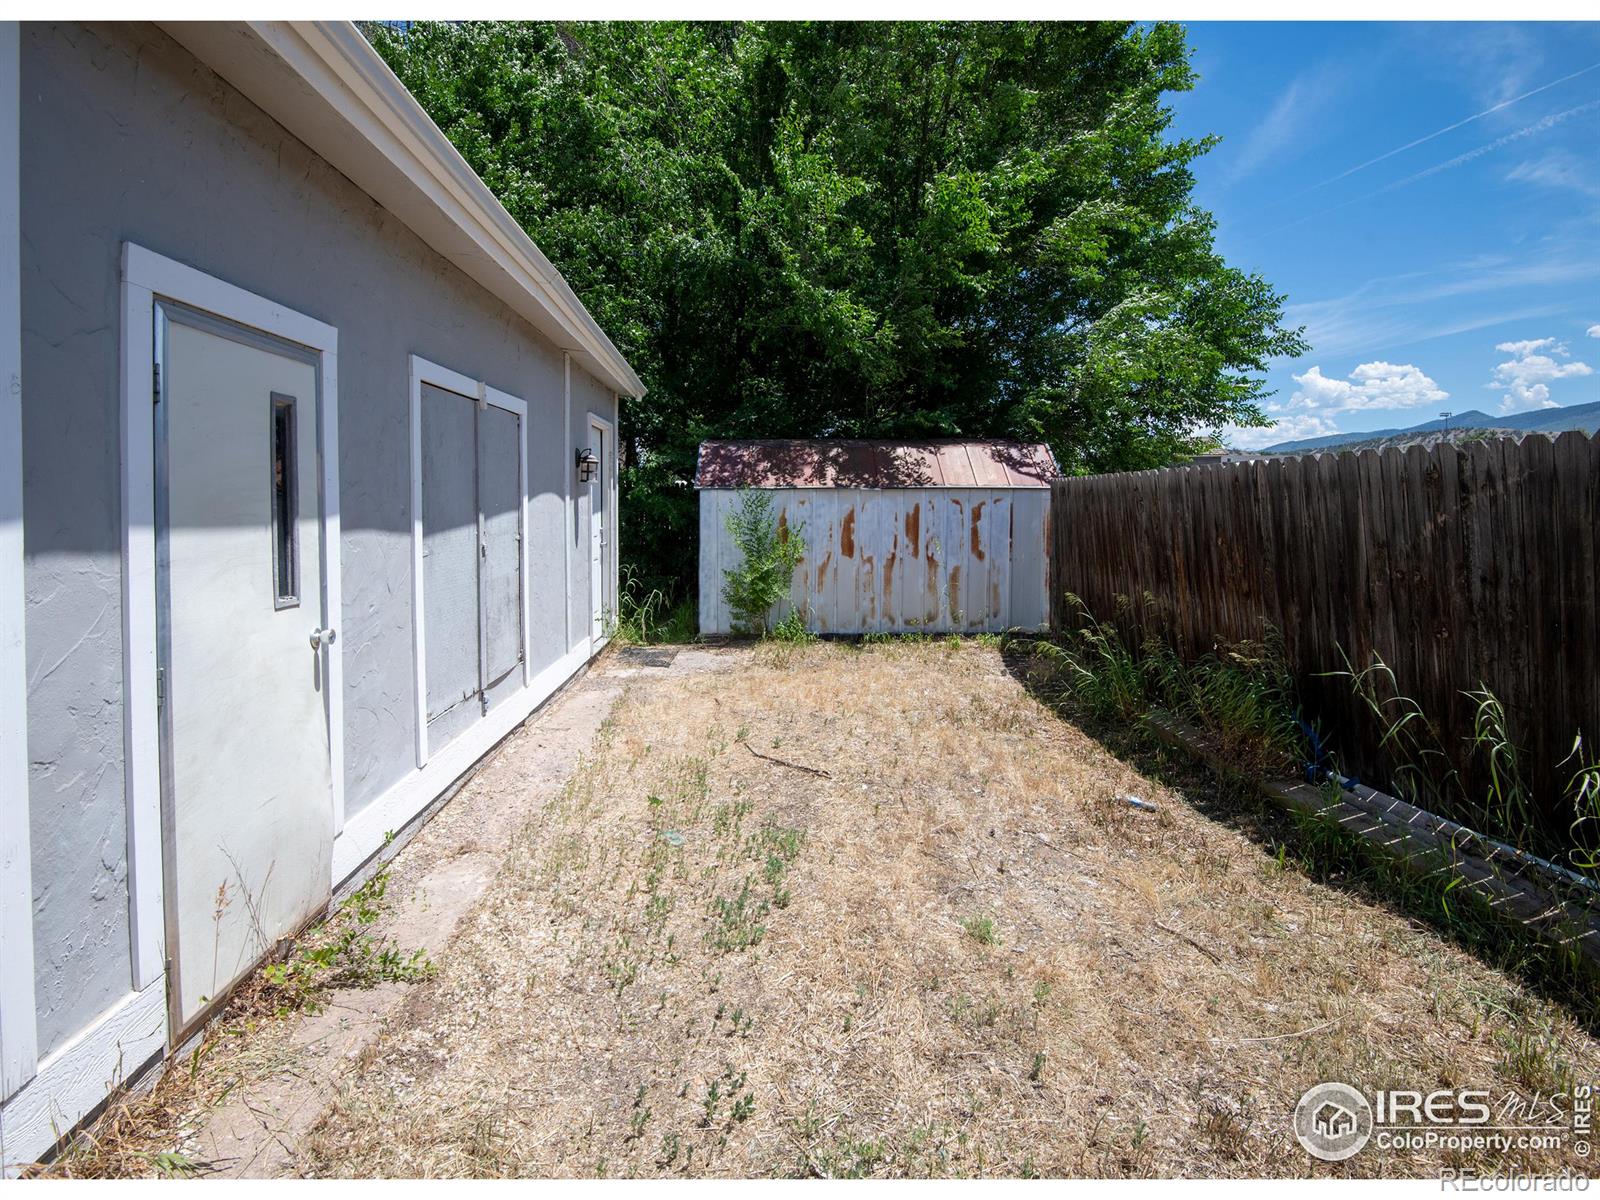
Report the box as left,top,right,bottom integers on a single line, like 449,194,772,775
479,403,523,686
941,494,962,630
421,382,480,721
965,493,1009,629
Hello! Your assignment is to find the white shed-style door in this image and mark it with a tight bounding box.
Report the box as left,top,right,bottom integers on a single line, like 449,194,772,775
589,420,606,641
157,310,335,1036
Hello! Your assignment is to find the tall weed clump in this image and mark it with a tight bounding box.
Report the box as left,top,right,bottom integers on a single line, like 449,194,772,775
616,565,697,645
1034,595,1305,778
1333,650,1600,879
1024,599,1600,1008
721,490,806,637
1038,601,1600,878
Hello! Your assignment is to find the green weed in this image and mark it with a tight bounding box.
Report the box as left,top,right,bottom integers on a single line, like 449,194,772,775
257,863,433,1015
133,1151,201,1179
710,881,769,952
962,914,999,946
767,609,816,645
1333,649,1600,876
1019,613,1600,1022
614,566,697,645
722,490,806,636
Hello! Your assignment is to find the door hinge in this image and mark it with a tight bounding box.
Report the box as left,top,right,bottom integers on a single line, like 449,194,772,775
156,666,166,709
152,362,161,405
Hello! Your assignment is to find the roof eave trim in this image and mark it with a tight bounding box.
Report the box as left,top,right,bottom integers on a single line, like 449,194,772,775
286,23,645,398
169,21,644,399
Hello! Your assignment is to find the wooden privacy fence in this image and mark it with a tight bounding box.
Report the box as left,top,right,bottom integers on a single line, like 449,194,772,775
1048,431,1600,838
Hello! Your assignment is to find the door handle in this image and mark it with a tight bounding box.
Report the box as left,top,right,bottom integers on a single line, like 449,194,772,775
310,627,337,650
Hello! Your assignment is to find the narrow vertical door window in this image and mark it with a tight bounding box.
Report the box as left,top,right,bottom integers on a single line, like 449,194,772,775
270,392,299,607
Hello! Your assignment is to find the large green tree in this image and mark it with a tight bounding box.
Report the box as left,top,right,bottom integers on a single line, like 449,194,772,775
366,21,1306,596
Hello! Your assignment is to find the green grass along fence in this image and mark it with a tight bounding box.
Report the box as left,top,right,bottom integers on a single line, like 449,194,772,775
1048,431,1600,857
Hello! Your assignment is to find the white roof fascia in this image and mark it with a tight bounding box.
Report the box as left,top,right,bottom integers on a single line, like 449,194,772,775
160,21,645,399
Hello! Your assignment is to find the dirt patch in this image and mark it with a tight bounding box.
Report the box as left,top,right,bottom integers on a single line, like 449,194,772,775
294,642,1599,1178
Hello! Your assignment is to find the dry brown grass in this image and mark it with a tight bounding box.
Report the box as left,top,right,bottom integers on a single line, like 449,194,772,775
30,1007,311,1178
292,641,1598,1178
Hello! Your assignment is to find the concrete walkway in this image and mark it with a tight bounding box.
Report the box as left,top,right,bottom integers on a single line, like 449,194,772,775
183,645,736,1177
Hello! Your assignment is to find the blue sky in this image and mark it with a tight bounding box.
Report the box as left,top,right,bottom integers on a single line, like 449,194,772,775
1165,22,1600,448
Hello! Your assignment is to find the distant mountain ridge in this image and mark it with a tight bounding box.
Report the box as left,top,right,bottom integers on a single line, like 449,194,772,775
1260,398,1600,454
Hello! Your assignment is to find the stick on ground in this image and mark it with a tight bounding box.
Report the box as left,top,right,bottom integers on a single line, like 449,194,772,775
742,740,832,779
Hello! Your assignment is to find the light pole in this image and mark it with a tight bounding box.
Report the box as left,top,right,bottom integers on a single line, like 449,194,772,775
1440,410,1452,437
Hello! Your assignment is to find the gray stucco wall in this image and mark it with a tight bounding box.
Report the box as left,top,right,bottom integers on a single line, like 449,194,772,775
20,22,615,1055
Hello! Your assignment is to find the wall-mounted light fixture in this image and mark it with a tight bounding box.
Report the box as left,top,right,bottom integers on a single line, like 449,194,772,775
576,446,600,484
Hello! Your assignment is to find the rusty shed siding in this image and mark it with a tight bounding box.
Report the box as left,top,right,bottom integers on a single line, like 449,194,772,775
698,487,1051,636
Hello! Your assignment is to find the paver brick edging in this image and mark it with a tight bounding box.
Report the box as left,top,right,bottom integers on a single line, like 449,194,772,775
1144,711,1600,972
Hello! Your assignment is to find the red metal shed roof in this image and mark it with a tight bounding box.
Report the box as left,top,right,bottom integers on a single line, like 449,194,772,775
694,440,1059,490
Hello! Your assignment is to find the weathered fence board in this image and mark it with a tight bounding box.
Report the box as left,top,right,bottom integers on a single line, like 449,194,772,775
1049,432,1600,837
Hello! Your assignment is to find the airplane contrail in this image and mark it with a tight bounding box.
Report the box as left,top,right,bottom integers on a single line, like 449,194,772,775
1387,97,1600,189
1269,98,1600,235
1306,60,1600,192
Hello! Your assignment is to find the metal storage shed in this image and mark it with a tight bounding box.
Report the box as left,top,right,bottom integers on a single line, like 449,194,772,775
696,439,1058,636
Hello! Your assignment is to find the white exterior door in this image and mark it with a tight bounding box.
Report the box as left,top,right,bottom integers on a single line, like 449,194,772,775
589,420,606,641
157,309,335,1035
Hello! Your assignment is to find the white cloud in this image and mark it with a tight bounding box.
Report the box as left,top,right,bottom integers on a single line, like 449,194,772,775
1495,337,1557,358
1220,413,1340,451
1222,61,1347,189
1507,150,1600,199
1225,79,1318,186
1281,249,1600,358
1216,360,1445,450
1587,324,1600,338
1284,361,1449,414
1430,23,1546,107
1489,337,1593,412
